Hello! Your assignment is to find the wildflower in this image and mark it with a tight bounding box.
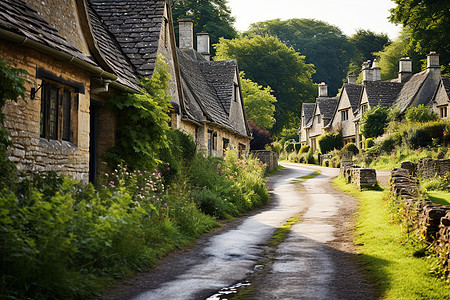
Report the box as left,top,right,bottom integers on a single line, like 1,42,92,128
164,203,168,207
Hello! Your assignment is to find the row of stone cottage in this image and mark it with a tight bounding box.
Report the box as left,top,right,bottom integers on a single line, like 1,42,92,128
0,0,252,183
299,52,450,151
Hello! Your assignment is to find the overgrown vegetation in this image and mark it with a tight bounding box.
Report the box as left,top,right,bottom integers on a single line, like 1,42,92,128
0,58,269,299
334,177,450,299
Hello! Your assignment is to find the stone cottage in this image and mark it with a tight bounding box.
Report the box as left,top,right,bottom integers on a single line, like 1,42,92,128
0,0,250,183
430,77,450,119
299,102,315,146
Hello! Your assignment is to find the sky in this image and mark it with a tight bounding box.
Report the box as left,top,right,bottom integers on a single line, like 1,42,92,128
227,0,402,39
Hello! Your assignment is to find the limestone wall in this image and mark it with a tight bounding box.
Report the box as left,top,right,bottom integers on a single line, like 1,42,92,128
251,150,278,172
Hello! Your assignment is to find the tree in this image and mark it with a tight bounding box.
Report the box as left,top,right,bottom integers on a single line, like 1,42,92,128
244,18,354,96
171,0,237,56
240,73,276,130
349,29,391,69
405,105,438,123
360,104,389,139
214,35,316,135
390,0,450,75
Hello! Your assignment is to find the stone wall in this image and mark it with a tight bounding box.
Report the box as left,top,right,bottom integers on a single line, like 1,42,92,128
417,158,450,180
251,150,278,173
340,151,377,188
390,167,450,270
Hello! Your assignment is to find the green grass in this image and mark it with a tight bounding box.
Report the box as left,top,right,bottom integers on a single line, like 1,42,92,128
333,176,450,299
294,170,321,184
427,191,450,206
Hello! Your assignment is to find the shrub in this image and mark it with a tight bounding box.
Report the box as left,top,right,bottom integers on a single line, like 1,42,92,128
342,143,359,155
405,105,438,123
299,144,310,154
365,138,375,148
288,152,298,162
306,149,315,164
405,121,447,149
379,132,402,153
360,104,389,138
269,141,282,154
284,140,295,153
318,132,343,154
249,120,272,150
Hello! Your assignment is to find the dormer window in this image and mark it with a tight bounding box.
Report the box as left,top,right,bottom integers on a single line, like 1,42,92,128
341,109,349,121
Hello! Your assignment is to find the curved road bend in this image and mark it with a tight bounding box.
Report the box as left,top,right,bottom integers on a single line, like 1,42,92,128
103,162,374,300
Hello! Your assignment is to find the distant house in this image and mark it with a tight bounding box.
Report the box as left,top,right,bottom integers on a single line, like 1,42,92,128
0,0,250,183
306,83,338,152
299,103,315,146
430,77,450,119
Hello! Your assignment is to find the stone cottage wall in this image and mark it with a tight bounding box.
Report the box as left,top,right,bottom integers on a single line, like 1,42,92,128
1,42,91,182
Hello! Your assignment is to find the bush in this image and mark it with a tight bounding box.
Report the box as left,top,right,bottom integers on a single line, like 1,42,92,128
284,141,295,153
360,104,389,138
379,132,403,153
299,144,310,154
288,152,298,162
405,105,438,123
405,121,447,149
318,132,343,154
269,141,282,154
365,138,375,148
342,143,359,155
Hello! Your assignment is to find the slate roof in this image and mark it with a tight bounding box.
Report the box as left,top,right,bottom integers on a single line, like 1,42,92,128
177,48,234,130
0,0,96,66
302,103,315,125
343,83,363,113
317,97,338,121
87,2,140,90
89,0,165,78
442,77,450,98
393,69,433,112
364,81,403,108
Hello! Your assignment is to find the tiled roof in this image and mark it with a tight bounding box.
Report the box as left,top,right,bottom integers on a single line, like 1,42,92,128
87,2,140,90
177,48,234,130
317,97,338,120
364,81,403,108
89,0,165,78
393,70,430,112
442,77,450,98
0,0,96,66
343,83,363,113
302,103,315,125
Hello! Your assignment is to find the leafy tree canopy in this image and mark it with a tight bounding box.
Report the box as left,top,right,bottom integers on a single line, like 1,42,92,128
389,0,450,75
360,104,389,139
244,18,354,96
240,72,276,130
214,35,316,135
349,29,391,70
171,0,237,55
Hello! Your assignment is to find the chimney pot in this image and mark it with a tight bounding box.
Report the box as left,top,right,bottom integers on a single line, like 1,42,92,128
347,75,357,84
398,57,413,82
427,51,440,69
318,82,328,97
196,33,210,61
178,18,193,50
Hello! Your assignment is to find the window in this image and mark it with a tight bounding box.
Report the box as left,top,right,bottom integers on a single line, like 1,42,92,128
361,104,368,115
40,80,75,142
207,130,217,155
238,143,246,159
341,109,349,121
317,115,321,123
440,106,448,118
223,138,230,155
233,84,239,102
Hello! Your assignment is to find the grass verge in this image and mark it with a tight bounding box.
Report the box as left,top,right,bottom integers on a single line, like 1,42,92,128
333,176,450,299
427,191,450,206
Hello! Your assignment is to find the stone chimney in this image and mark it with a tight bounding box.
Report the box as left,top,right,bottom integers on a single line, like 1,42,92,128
196,33,210,61
362,61,372,82
371,59,381,81
347,74,357,84
178,19,193,49
398,57,412,82
427,51,440,75
318,82,328,97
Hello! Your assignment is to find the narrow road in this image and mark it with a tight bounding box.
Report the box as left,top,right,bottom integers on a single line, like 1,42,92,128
101,163,374,300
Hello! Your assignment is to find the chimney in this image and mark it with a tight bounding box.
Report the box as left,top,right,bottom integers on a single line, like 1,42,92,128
196,33,210,61
371,59,381,81
362,61,372,82
178,19,193,49
347,74,357,84
318,82,328,97
427,51,440,75
398,57,412,82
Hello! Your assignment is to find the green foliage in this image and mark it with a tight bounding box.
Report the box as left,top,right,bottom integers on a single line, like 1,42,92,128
405,120,448,149
317,132,343,154
349,29,391,70
390,0,450,75
240,73,277,130
405,105,438,123
365,138,375,149
360,104,389,139
170,0,237,56
299,144,310,154
342,142,359,156
269,141,282,155
283,140,295,153
106,55,171,171
214,35,316,135
244,18,354,96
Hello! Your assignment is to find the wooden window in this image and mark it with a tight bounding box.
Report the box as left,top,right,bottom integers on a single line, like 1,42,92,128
233,84,239,102
40,80,76,143
341,109,349,121
440,106,448,118
207,130,217,155
238,143,246,159
223,138,230,155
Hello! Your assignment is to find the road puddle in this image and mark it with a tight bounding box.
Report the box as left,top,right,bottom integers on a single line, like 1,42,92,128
205,281,251,299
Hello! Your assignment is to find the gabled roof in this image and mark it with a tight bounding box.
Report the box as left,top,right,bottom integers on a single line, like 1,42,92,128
0,0,96,66
363,81,403,108
87,1,140,90
442,77,450,98
302,103,315,125
343,83,363,113
393,69,433,112
89,0,166,78
317,97,338,122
